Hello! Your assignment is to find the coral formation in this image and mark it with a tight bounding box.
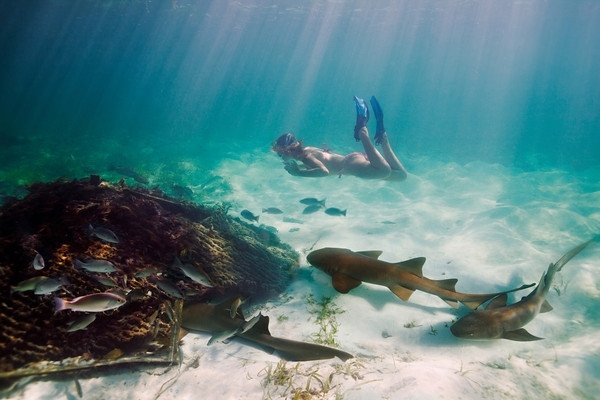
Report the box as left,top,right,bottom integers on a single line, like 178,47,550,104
0,177,297,379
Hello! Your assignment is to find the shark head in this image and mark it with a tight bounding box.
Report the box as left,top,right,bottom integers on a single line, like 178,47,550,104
450,311,501,339
306,248,349,275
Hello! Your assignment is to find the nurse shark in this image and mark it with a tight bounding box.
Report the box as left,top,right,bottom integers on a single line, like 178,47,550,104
306,248,534,310
451,236,597,341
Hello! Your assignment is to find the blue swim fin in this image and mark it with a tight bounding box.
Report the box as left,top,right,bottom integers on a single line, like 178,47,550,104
369,96,385,145
353,96,369,141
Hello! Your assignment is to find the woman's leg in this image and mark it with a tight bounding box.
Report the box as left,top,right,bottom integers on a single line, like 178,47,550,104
375,131,408,181
356,126,391,172
353,97,391,173
369,96,408,181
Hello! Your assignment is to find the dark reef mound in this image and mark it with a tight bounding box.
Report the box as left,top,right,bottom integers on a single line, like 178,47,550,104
0,177,298,381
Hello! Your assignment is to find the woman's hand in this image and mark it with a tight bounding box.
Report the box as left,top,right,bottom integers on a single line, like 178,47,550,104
284,160,302,176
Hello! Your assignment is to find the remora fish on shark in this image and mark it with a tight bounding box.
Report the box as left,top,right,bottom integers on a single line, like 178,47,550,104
306,248,534,310
181,297,354,362
450,236,597,341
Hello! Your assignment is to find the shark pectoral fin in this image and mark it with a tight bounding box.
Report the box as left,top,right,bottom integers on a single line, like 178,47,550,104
540,300,553,313
394,257,426,277
332,273,362,293
389,285,415,301
502,328,543,341
356,250,383,259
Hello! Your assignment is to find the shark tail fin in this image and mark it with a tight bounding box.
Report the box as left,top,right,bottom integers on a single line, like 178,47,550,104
553,236,597,272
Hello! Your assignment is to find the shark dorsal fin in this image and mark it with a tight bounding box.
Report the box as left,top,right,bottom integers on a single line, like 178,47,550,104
394,257,426,277
432,278,458,292
250,314,271,336
540,299,553,313
389,285,415,301
485,294,508,310
332,273,362,293
356,250,383,259
502,328,543,341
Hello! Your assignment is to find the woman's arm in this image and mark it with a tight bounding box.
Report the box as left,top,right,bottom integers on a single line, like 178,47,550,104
284,158,330,177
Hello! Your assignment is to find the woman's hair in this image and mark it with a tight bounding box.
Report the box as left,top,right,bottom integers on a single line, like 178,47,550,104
272,133,304,157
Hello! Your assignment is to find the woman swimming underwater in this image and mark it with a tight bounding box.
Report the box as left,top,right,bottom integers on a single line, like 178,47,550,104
272,96,407,181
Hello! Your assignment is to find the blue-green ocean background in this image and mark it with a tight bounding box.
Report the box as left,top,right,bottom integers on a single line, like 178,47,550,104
1,0,599,184
2,3,600,398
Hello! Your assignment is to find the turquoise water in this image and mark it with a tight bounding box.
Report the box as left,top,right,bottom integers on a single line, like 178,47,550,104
2,2,600,398
1,0,599,189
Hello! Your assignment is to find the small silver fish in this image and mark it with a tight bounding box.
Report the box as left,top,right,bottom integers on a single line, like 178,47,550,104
241,210,259,222
149,275,184,299
135,268,159,278
172,184,194,200
91,275,118,287
88,224,119,244
325,207,347,216
11,276,51,293
74,378,83,398
229,297,244,318
282,217,304,224
299,197,326,206
262,207,283,214
176,259,213,287
207,312,261,345
240,312,262,334
66,314,97,332
207,328,239,345
55,292,126,312
75,258,117,273
33,253,45,270
302,204,322,214
34,277,69,295
126,288,151,302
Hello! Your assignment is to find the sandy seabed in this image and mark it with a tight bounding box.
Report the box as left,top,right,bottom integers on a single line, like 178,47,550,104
8,152,600,399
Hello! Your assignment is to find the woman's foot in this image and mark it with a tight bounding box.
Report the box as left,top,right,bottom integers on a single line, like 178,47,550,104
353,96,369,141
369,96,385,145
